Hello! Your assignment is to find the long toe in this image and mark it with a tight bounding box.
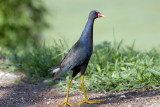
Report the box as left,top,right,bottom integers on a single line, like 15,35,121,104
59,101,66,107
86,99,106,104
60,101,77,106
76,99,106,105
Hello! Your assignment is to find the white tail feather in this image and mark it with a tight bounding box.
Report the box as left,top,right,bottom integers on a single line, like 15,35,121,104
52,68,60,73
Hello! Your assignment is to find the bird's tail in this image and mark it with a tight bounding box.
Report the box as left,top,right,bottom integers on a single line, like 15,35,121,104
48,65,61,80
49,64,72,80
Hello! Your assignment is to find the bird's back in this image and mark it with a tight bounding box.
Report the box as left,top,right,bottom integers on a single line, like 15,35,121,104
51,40,89,79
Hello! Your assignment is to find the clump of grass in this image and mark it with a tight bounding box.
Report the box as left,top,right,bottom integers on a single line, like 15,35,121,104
58,41,160,92
10,40,69,81
9,40,160,92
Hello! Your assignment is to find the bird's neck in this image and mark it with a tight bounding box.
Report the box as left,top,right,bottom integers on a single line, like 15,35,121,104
80,18,94,45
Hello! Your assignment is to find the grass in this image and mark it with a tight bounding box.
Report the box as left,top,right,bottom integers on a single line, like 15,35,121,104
2,40,160,92
60,41,160,92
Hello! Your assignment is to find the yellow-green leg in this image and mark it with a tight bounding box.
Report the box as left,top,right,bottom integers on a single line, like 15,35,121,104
76,75,106,105
60,77,76,106
60,75,105,106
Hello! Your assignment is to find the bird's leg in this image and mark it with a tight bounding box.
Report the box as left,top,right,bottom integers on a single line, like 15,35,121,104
76,75,106,105
60,77,76,106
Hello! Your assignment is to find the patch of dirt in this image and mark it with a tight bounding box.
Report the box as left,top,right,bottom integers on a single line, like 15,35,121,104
0,70,160,107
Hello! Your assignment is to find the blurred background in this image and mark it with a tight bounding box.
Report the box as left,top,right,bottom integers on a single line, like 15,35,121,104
43,0,160,51
0,0,160,50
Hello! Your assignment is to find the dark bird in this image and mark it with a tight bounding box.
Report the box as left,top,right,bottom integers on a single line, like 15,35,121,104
49,10,105,106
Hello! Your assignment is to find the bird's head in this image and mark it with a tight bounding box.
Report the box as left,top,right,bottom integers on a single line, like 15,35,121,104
89,10,104,20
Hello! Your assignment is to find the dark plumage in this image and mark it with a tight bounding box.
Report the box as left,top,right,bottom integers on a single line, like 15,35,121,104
50,10,103,79
49,10,105,106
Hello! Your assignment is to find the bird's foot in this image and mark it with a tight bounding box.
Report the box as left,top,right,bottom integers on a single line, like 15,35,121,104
59,101,76,106
76,99,106,105
60,99,105,106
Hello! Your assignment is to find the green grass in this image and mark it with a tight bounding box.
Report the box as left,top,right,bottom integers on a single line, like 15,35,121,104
8,40,69,80
58,41,160,92
3,40,160,92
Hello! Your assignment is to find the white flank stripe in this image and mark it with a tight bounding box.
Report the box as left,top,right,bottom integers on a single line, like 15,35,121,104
52,68,60,73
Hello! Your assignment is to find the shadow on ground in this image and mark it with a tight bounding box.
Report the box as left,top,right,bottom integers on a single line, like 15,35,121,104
80,90,160,107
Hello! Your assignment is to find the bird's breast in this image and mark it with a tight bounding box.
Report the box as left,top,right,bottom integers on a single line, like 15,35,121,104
79,36,93,58
83,43,93,57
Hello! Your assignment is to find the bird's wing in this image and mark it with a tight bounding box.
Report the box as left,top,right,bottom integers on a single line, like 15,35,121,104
51,41,88,79
60,46,87,69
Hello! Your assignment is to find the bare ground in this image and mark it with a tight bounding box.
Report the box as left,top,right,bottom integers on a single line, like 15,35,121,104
0,70,160,107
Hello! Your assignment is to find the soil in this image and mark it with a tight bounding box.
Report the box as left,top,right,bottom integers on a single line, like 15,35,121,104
0,69,160,107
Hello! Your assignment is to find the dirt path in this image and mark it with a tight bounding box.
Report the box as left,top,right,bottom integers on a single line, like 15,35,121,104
0,70,160,107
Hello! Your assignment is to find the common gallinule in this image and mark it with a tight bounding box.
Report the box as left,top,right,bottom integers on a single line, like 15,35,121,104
50,10,105,106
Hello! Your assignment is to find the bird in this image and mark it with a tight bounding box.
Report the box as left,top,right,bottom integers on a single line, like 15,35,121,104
49,10,105,106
